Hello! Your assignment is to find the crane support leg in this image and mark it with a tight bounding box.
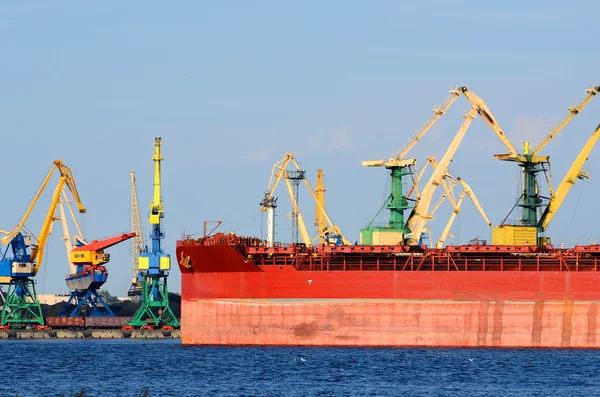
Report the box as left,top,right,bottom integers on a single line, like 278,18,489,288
127,275,179,328
58,289,114,317
1,279,44,328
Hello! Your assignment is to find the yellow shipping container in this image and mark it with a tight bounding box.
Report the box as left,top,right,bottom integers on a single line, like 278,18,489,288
492,225,537,246
372,231,404,246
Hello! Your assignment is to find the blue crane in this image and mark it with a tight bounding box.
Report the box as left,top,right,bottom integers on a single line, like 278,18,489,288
127,137,179,328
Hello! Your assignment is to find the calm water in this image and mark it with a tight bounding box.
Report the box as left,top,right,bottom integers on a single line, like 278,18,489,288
1,339,599,397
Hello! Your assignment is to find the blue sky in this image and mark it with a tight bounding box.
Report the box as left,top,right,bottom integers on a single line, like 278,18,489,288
1,1,599,295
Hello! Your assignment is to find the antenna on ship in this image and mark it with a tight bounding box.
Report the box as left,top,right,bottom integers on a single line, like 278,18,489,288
126,137,180,329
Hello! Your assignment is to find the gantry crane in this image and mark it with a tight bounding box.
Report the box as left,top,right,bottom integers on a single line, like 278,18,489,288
127,137,179,328
260,153,350,247
0,160,85,328
128,170,146,299
484,85,600,245
55,191,136,316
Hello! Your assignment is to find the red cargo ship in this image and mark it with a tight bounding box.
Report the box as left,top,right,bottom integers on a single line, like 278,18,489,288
176,233,600,348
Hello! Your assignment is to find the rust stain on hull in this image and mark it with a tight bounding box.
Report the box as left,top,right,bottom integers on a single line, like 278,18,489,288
181,298,600,348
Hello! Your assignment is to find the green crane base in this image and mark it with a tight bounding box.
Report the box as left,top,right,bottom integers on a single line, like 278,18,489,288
1,278,44,328
126,275,180,328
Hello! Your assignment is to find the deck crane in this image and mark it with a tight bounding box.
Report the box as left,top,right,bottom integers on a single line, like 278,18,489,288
405,107,478,245
361,89,461,244
128,170,146,299
260,153,350,247
361,86,516,246
468,85,600,245
537,123,600,234
0,160,85,328
55,190,136,317
127,137,179,328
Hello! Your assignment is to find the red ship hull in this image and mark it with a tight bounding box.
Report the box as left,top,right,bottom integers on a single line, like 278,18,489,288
176,238,600,348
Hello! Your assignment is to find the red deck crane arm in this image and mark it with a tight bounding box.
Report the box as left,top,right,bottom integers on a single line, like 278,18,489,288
72,232,137,252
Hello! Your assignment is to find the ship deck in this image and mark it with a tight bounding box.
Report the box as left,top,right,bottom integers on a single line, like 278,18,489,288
180,236,600,273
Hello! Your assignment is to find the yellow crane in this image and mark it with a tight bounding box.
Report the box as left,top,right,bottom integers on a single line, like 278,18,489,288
406,107,478,245
538,123,600,233
0,160,85,327
260,154,350,246
407,157,491,248
314,170,327,244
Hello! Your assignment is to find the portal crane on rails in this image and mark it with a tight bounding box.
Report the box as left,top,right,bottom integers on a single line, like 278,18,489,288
56,192,136,316
127,137,179,328
0,160,85,328
260,153,350,247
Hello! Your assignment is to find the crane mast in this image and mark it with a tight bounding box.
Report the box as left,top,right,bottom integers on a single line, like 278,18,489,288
314,170,327,244
127,137,179,328
128,170,145,298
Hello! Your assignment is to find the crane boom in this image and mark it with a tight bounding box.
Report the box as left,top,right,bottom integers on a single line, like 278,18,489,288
261,154,294,210
149,140,164,226
1,160,86,245
394,89,461,160
58,194,77,274
459,87,519,158
283,176,312,246
406,107,478,244
314,170,327,242
538,123,600,231
130,170,145,285
532,86,600,156
436,178,491,249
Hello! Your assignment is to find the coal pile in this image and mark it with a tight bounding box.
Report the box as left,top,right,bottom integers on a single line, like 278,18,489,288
41,293,181,319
